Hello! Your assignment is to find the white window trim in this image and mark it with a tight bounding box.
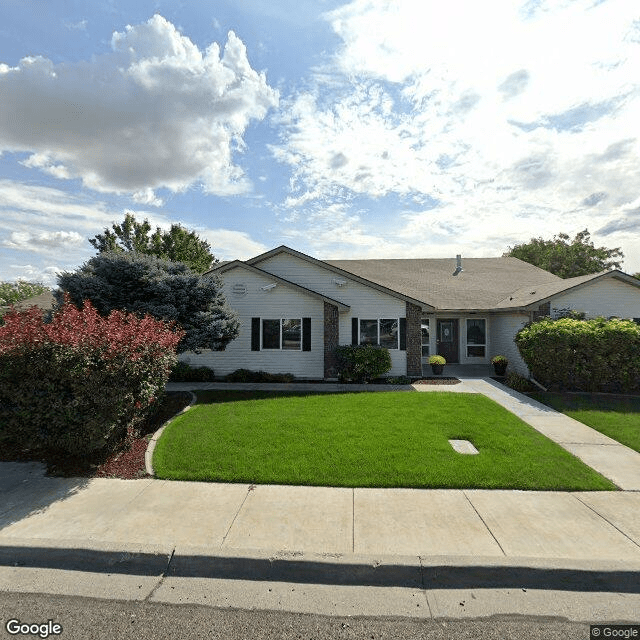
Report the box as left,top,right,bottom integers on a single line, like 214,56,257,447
359,318,400,350
421,317,430,358
465,317,487,358
261,318,302,351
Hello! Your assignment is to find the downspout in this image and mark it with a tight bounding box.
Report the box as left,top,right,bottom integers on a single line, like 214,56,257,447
528,376,548,392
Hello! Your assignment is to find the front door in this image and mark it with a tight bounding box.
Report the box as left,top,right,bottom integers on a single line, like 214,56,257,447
437,319,459,363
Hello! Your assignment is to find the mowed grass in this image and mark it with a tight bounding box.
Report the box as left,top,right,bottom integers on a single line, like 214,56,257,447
153,391,616,490
531,392,640,454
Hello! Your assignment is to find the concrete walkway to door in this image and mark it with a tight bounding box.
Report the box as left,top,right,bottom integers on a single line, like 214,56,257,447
412,376,640,491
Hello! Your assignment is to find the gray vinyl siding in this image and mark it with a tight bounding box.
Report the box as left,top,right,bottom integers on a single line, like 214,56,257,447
257,253,408,375
489,313,530,376
181,266,324,378
548,277,640,319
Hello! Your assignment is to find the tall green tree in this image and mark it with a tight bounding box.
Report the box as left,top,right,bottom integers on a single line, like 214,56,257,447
89,213,216,274
505,229,624,278
56,252,239,353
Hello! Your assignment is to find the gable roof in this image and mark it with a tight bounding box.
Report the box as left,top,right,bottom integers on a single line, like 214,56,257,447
215,245,640,312
495,269,640,309
1,291,56,314
245,245,435,311
325,256,562,311
215,260,350,311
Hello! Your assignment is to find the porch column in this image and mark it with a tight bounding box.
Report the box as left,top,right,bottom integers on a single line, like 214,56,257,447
405,302,422,377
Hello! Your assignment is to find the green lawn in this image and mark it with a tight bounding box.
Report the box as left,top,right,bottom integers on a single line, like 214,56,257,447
153,391,616,490
530,392,640,454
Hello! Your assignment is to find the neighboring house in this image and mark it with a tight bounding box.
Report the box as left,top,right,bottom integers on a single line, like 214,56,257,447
182,245,640,378
0,292,56,317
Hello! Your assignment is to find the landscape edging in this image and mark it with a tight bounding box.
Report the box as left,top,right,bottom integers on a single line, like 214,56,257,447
144,390,198,477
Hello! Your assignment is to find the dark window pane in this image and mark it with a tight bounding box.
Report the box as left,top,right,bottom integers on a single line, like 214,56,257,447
282,318,301,350
421,319,430,356
467,345,485,357
360,319,378,345
380,319,398,349
466,319,485,344
262,319,280,349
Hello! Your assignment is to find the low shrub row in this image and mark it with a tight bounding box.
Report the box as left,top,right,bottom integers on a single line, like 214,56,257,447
0,299,183,456
169,361,216,382
515,317,640,392
225,369,295,383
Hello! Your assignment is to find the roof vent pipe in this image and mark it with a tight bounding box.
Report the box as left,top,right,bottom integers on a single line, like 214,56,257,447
453,254,463,276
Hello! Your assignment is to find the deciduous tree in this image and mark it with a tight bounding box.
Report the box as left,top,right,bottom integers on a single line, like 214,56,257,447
89,212,215,273
505,229,623,278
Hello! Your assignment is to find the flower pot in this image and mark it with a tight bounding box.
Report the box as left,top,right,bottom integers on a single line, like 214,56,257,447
493,362,507,376
431,364,444,375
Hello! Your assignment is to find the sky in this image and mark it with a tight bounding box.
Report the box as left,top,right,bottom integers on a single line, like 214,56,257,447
1,0,639,286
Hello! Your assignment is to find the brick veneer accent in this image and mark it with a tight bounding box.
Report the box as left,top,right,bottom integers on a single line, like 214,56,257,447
406,302,422,377
324,302,339,378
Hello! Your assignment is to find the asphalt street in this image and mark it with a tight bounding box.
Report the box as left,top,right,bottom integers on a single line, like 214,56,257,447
0,591,597,640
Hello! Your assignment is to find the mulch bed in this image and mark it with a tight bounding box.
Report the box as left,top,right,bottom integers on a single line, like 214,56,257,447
0,391,193,479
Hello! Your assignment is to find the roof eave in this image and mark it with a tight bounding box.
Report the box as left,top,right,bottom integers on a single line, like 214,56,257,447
520,269,640,310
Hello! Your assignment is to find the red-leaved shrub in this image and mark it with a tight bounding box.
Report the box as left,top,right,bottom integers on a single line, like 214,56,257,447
0,298,184,456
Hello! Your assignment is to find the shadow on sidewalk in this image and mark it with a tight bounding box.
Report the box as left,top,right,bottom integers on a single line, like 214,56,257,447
0,462,91,532
1,545,638,594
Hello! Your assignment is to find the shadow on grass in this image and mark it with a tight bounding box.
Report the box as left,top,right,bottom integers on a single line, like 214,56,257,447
530,391,640,414
192,389,384,404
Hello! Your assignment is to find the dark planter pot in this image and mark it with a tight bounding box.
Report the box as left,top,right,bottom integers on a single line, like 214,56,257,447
431,364,444,375
493,363,507,376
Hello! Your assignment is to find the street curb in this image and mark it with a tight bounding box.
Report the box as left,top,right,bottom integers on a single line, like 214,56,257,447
144,391,197,477
2,539,640,591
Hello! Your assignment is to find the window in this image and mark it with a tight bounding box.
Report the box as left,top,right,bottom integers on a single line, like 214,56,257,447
281,319,301,350
359,318,399,349
262,319,280,350
359,319,378,345
466,318,486,357
421,318,430,357
262,318,301,350
379,319,398,349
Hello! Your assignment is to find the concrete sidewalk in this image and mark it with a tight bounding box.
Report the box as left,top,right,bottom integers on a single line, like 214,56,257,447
1,463,640,619
1,377,639,620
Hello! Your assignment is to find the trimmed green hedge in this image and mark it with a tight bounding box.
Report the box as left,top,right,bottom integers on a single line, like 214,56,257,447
515,317,640,392
335,344,392,383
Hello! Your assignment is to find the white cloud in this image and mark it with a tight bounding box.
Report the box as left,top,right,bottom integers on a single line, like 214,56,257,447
0,179,270,282
272,0,640,273
5,264,62,287
4,230,84,251
200,229,268,260
0,15,278,200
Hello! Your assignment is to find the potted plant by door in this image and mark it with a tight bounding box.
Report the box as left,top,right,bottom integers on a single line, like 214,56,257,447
429,355,446,375
491,355,508,376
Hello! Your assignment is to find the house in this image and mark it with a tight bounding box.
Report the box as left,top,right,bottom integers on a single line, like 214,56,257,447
182,245,640,379
0,291,56,316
